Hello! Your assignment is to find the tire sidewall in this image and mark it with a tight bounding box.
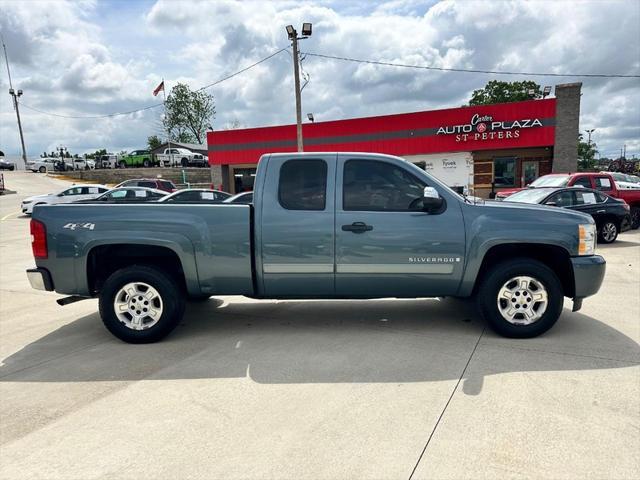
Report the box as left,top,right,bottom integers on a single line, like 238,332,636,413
599,221,618,243
478,259,564,338
99,265,185,343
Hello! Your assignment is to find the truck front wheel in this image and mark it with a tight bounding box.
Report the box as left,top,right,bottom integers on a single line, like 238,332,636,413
477,259,563,338
98,265,185,343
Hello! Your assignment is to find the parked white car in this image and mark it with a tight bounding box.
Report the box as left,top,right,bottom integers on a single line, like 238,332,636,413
62,158,95,170
21,184,109,214
606,172,640,190
25,158,57,173
156,148,207,168
99,154,120,169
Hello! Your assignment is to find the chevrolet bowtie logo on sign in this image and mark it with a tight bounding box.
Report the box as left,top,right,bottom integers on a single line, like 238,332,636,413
408,257,462,263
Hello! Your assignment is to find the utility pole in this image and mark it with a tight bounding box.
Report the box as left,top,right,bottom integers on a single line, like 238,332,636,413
2,35,27,166
286,23,312,152
623,144,626,159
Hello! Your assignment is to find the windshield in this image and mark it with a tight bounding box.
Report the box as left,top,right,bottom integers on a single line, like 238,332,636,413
504,189,554,204
529,175,570,187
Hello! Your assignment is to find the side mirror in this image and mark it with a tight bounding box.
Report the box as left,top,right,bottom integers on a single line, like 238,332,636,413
423,186,444,213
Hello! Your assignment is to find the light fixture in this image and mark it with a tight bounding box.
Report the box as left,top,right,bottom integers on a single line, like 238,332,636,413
542,85,552,98
301,22,312,36
307,113,314,122
527,88,535,96
8,88,14,95
285,25,296,39
17,89,22,96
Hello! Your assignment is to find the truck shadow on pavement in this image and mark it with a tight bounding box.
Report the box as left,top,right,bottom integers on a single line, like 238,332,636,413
1,298,638,393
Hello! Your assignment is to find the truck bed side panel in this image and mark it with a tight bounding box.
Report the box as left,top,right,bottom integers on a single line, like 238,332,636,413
32,204,253,296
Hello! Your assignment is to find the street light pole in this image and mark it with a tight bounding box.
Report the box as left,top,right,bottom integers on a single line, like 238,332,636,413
9,89,27,165
286,23,312,152
585,128,595,146
3,36,28,166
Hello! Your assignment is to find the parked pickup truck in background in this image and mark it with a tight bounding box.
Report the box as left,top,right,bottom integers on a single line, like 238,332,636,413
27,152,605,343
118,150,156,168
496,172,640,229
155,148,207,168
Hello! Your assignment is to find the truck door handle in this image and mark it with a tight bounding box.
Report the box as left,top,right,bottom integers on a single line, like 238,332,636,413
596,209,606,213
342,222,373,233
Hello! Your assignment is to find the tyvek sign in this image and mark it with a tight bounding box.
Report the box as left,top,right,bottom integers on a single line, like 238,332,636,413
405,152,473,189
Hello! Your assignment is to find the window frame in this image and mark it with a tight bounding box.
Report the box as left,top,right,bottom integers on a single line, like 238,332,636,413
342,159,428,212
277,159,328,211
493,157,517,188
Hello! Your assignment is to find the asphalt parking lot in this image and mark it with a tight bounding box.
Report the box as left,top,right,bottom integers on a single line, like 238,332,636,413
0,171,638,480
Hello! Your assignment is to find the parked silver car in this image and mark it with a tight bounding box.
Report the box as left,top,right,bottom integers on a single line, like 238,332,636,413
21,184,110,214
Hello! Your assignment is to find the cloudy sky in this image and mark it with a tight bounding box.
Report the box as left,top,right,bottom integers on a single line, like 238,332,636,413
0,0,639,161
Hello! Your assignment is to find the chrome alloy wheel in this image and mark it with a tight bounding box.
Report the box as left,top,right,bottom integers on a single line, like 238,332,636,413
601,222,617,243
497,276,548,325
113,282,163,330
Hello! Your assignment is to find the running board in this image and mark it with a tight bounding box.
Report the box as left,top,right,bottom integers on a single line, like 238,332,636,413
56,295,89,306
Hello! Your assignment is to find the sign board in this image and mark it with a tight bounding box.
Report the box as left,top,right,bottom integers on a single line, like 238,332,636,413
405,152,473,191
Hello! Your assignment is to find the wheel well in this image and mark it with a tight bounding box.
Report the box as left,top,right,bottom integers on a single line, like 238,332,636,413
87,244,186,294
473,243,574,298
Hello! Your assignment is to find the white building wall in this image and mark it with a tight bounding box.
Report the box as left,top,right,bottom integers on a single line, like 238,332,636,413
404,152,473,190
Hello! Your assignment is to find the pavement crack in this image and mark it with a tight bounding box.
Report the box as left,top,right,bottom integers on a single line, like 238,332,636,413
407,327,485,480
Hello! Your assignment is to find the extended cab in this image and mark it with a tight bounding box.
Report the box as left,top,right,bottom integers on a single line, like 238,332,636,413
496,172,640,228
156,148,207,168
27,153,606,343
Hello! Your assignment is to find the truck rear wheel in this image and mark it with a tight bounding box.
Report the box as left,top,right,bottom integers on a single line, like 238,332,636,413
477,259,563,338
98,265,185,343
143,159,151,168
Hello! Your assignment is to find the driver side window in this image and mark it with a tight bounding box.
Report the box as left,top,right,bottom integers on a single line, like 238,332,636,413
343,160,426,211
547,191,575,207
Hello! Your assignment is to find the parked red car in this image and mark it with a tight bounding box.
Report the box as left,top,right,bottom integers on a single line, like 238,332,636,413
495,172,640,228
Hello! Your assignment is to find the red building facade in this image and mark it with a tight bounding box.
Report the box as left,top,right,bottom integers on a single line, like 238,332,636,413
208,83,581,196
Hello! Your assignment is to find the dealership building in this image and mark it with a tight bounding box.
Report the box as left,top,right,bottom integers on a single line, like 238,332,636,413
207,83,581,196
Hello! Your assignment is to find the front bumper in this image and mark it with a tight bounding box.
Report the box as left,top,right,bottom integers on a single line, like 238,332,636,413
26,268,54,291
571,255,606,299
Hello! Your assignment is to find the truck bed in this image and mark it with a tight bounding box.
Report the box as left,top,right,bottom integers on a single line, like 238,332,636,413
32,203,254,297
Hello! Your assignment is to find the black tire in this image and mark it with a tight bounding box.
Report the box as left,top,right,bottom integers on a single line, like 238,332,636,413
143,159,151,168
181,158,188,167
98,265,185,343
598,220,618,243
477,258,564,338
630,207,640,230
38,166,46,173
118,161,127,169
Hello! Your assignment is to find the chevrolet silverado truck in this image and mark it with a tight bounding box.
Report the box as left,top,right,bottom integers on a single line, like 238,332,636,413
496,172,640,229
155,148,207,168
26,152,605,343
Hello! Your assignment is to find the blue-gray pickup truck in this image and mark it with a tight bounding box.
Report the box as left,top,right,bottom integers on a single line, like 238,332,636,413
27,152,606,343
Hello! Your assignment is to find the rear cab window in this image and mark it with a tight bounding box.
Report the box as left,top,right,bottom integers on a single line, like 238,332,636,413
594,176,613,191
278,159,327,210
571,176,592,188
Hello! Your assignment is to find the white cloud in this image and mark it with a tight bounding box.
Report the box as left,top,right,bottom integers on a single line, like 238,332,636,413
0,0,638,160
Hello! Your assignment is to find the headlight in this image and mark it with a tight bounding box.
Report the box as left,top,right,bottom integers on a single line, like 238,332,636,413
578,224,596,255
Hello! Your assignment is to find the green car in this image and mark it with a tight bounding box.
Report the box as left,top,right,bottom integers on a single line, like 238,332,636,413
118,150,156,168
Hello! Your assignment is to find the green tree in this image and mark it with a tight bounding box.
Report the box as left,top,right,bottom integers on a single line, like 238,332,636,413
469,80,542,105
577,134,598,171
147,135,163,151
163,83,215,144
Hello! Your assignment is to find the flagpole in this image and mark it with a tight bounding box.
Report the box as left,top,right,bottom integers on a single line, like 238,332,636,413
162,79,173,166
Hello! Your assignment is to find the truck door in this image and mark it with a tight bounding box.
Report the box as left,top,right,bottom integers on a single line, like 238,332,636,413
259,154,336,297
335,154,466,297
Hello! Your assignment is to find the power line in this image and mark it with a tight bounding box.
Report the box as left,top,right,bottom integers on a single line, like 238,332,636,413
302,51,640,78
19,47,289,120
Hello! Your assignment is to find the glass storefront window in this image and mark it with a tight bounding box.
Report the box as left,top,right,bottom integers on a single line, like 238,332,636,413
494,157,516,187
